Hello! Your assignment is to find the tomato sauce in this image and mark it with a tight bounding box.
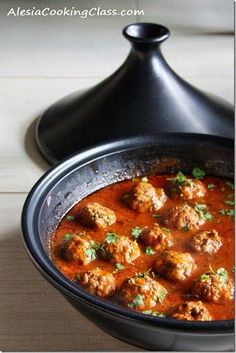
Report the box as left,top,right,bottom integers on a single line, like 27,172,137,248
52,174,234,320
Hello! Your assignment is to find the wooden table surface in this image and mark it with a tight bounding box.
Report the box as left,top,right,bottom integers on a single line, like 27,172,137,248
0,0,233,351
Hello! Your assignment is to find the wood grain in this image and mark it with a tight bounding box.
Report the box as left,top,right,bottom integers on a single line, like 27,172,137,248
0,194,141,351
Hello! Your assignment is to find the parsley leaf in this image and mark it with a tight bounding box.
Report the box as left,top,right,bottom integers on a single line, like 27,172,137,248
76,274,81,281
85,248,97,261
66,215,75,221
219,209,235,218
152,214,161,218
204,212,213,221
161,227,171,233
141,177,148,182
217,268,228,283
131,227,143,239
174,171,186,185
194,203,213,221
64,233,74,241
181,224,190,232
145,247,156,256
192,167,205,180
128,294,144,308
225,181,234,190
207,183,216,190
135,269,152,279
200,273,210,282
105,232,117,244
224,200,234,206
142,310,165,317
157,288,167,304
226,193,234,199
195,203,207,211
113,262,125,273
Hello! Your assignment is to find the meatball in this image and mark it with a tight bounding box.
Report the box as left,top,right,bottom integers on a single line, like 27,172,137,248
191,230,222,254
168,301,211,321
127,181,167,212
140,223,173,251
154,251,196,282
180,180,206,200
60,233,97,265
162,204,204,231
192,269,234,302
166,179,206,200
102,234,140,264
78,202,116,228
80,268,115,298
118,275,168,310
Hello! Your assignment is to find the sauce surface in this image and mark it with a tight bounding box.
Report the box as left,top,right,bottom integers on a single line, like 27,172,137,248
52,172,234,321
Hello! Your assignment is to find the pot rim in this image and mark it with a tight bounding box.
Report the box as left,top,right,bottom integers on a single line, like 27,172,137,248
21,133,234,333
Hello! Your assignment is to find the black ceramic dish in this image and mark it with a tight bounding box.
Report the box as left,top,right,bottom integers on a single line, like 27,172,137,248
22,134,234,351
36,23,234,164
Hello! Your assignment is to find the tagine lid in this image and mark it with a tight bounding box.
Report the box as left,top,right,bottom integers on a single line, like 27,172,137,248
36,23,234,165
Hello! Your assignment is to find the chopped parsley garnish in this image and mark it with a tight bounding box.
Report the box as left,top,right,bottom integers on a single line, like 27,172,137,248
85,248,97,261
157,288,167,304
76,274,81,281
128,294,144,308
162,227,171,233
231,266,235,273
195,203,207,211
200,273,210,282
174,171,186,185
192,167,205,180
155,312,165,318
181,224,190,232
226,193,234,199
142,310,165,317
219,209,235,218
66,215,75,221
113,262,125,273
93,242,101,251
216,268,228,283
224,200,234,206
135,269,152,279
204,266,228,283
152,214,161,218
145,247,156,256
131,227,143,239
207,183,216,190
204,212,213,221
225,181,234,190
141,177,148,182
105,232,117,244
194,203,213,221
63,233,73,241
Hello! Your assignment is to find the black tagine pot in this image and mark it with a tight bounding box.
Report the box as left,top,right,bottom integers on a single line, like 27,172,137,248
22,134,234,351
